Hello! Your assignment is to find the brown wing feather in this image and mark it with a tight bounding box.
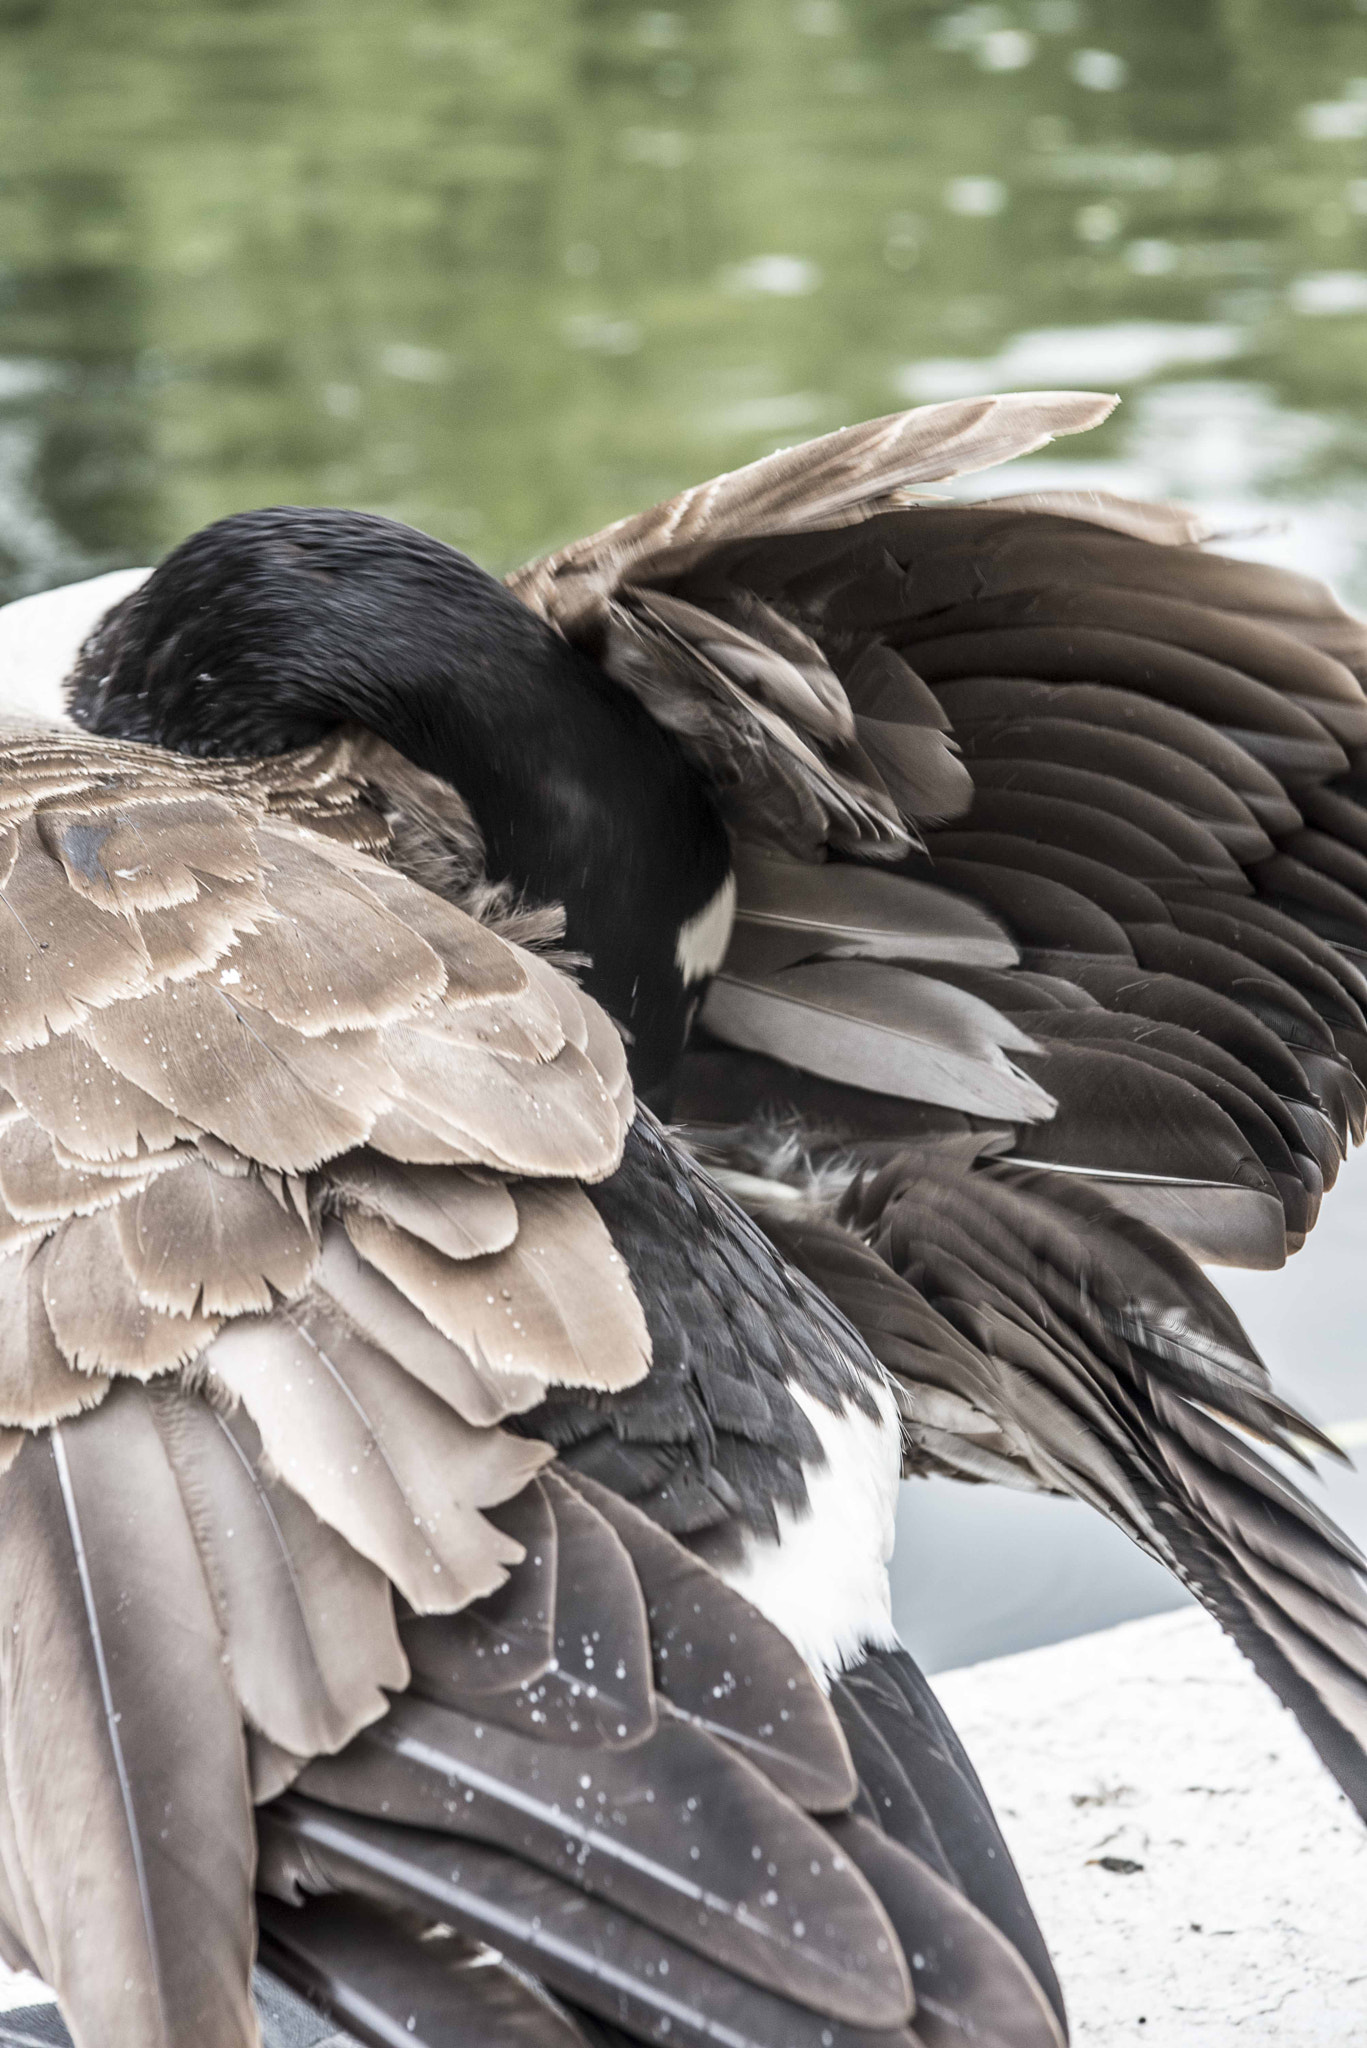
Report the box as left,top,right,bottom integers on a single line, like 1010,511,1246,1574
0,721,651,2041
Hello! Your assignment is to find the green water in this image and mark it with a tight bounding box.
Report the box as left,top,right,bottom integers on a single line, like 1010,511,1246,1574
1,0,1367,601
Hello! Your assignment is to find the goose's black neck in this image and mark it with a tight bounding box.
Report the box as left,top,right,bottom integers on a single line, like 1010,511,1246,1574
68,507,731,1095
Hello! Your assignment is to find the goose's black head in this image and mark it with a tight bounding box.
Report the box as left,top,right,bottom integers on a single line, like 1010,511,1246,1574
68,507,733,1101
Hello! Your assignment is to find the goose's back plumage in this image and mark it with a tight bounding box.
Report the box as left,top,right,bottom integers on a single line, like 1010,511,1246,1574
0,713,1071,2048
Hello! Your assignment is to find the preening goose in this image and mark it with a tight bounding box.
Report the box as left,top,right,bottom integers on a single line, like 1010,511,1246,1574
4,388,1367,2042
0,725,1064,2047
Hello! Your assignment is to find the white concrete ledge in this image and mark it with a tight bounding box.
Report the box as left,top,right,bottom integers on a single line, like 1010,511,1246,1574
935,1608,1367,2044
3,1609,1364,2043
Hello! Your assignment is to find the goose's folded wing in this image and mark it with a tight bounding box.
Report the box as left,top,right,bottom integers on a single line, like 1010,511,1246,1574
0,726,1061,2048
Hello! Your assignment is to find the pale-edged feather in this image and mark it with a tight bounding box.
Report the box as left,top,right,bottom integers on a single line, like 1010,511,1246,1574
703,960,1056,1121
381,1023,625,1182
132,866,273,988
205,1295,549,1614
329,1150,519,1260
363,1103,483,1166
36,791,261,916
113,1153,319,1317
227,829,449,1036
343,1180,650,1394
82,978,391,1172
337,850,534,1009
0,817,158,1051
43,1206,222,1376
399,1474,558,1701
0,1112,182,1224
314,1220,548,1423
0,1384,256,2047
0,1026,193,1164
0,1241,110,1429
144,1378,408,1769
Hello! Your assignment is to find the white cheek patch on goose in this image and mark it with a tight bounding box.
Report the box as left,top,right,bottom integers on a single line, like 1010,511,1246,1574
0,567,153,728
674,870,737,985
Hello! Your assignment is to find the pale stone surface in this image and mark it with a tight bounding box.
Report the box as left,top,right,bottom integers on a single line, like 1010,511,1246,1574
935,1608,1367,2045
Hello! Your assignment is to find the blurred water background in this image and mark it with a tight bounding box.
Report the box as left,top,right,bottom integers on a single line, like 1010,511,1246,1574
3,0,1367,1667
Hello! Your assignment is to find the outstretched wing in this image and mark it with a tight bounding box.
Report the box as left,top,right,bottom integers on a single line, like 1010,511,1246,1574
512,397,1367,1823
509,392,1116,861
0,725,1063,2048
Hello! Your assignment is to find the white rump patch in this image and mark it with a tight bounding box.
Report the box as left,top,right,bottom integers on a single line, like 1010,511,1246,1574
0,567,152,728
718,1372,903,1684
675,871,737,985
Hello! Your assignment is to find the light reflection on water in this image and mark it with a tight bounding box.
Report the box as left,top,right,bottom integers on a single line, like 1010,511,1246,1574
3,0,1367,597
3,0,1367,1666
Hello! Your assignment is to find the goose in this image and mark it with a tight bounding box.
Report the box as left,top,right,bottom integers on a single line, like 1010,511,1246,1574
0,720,1063,2048
1,388,1366,2045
